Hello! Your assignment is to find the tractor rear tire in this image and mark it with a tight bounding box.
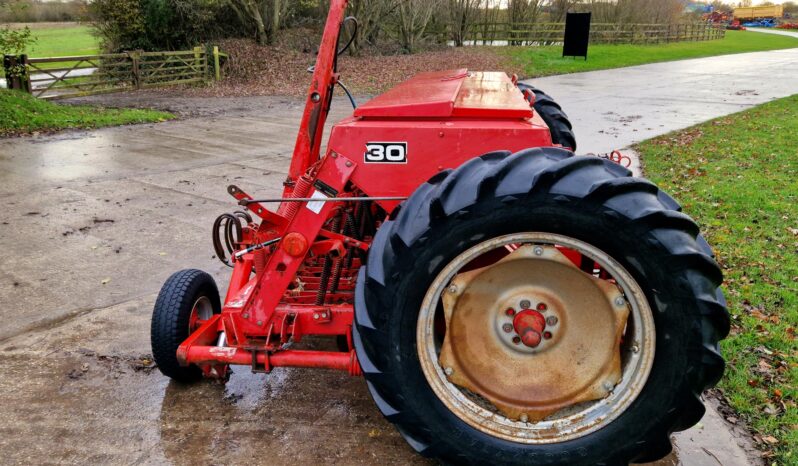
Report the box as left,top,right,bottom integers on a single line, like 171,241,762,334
354,148,729,465
151,269,221,383
518,83,577,151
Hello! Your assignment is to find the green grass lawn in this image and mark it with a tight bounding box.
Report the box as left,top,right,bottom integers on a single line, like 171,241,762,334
1,23,100,77
507,30,798,78
22,24,99,58
0,89,173,137
637,96,798,462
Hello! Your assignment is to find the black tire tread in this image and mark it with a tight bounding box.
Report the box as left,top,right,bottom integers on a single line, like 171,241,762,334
355,148,728,465
151,269,220,383
518,83,577,151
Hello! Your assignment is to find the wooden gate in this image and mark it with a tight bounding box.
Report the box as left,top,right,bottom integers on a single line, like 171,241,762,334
4,46,224,100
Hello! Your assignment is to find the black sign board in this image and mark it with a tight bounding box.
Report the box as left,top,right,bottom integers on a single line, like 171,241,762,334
563,12,591,60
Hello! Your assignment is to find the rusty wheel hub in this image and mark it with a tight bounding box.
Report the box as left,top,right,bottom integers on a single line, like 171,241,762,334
418,233,655,443
439,244,629,421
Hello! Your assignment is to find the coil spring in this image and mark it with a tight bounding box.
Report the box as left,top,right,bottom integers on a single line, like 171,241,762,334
316,213,343,305
330,209,357,295
278,174,313,219
213,210,252,267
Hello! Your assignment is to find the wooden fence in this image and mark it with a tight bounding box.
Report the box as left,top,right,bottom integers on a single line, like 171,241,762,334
444,22,725,46
3,46,225,100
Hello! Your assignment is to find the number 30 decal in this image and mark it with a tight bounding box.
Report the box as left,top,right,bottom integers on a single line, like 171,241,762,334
365,142,408,164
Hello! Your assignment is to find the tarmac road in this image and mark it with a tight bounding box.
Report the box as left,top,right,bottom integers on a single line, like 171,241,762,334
4,35,797,463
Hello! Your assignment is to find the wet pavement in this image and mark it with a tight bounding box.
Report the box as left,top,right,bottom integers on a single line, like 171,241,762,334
4,40,795,463
524,29,798,155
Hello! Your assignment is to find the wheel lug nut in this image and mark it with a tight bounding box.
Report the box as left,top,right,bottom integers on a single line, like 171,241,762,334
537,302,547,311
505,308,516,316
512,336,521,345
502,323,513,333
543,331,553,340
546,316,558,326
520,299,531,309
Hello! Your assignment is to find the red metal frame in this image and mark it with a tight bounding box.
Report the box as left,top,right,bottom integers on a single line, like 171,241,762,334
176,0,589,377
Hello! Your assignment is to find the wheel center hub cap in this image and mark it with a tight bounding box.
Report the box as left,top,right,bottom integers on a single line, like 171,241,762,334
438,245,631,422
513,310,546,347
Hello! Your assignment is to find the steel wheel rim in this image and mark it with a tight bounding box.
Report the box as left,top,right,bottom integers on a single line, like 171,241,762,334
188,296,214,332
416,232,656,444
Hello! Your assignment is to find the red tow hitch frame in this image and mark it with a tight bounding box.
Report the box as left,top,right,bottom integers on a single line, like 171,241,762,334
177,0,363,376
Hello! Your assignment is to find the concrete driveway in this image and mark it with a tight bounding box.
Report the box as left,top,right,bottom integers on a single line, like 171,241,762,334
525,29,798,155
4,37,796,464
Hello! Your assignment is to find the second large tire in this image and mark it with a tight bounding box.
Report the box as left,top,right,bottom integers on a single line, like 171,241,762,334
518,83,577,151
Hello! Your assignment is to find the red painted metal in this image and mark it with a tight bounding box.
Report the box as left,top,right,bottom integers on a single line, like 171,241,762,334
176,0,591,376
185,346,361,375
513,310,547,348
356,70,531,120
330,116,551,212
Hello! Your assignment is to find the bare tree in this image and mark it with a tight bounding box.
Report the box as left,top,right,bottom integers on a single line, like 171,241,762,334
508,0,543,24
448,0,484,47
396,0,441,53
507,0,543,45
228,0,286,46
347,0,393,54
548,0,583,22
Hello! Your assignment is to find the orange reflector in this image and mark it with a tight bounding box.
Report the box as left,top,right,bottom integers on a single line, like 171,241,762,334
283,232,309,257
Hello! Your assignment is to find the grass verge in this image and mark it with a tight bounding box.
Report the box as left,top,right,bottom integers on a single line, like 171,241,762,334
22,24,100,58
1,23,100,78
507,30,798,78
0,89,173,137
637,95,798,462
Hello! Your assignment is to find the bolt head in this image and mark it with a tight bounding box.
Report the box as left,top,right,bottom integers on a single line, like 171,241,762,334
345,161,353,167
242,313,249,319
502,323,513,333
603,381,615,392
631,344,640,354
533,247,544,256
257,320,263,326
444,367,453,376
520,414,529,423
520,299,531,309
313,313,320,320
448,285,458,293
615,296,626,307
546,316,558,326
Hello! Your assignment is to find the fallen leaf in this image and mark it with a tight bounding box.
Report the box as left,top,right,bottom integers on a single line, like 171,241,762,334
750,309,769,321
762,436,779,445
101,278,111,285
